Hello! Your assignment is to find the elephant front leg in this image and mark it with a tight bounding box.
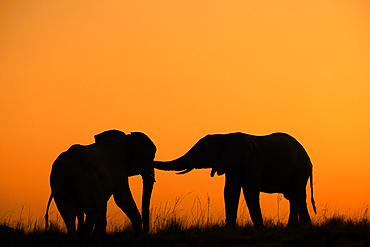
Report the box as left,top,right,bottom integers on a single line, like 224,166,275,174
141,173,155,232
224,175,241,226
113,182,142,238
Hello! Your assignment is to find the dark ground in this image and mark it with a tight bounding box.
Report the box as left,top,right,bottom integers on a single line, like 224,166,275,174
2,217,370,247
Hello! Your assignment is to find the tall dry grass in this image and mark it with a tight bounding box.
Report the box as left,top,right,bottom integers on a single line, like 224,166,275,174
1,197,370,246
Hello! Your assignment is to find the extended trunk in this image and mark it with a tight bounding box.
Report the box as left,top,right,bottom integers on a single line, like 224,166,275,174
153,151,199,172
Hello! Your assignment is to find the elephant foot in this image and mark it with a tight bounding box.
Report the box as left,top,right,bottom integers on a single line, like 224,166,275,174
225,221,237,228
285,220,313,231
131,238,140,247
298,217,313,227
298,221,314,230
253,224,265,231
92,229,107,239
92,232,109,245
285,222,300,231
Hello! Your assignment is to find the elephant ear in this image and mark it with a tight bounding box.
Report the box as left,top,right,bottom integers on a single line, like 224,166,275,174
94,129,126,142
214,134,254,176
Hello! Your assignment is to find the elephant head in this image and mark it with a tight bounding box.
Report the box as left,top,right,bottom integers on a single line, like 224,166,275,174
154,133,254,177
45,130,156,246
154,132,316,229
93,130,156,233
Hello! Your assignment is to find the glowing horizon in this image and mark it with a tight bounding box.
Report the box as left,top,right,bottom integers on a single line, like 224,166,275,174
1,1,369,225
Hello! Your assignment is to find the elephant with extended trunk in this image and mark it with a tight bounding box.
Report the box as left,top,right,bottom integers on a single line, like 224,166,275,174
45,130,156,246
154,132,316,229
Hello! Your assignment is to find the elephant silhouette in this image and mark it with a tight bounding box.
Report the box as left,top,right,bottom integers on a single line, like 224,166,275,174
155,132,316,229
45,130,156,246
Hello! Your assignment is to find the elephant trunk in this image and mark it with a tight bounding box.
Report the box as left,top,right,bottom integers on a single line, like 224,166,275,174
153,149,203,173
141,172,155,232
176,168,194,174
153,160,190,172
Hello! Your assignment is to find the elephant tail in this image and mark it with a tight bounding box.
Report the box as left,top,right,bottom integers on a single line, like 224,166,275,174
310,167,317,214
44,193,52,231
44,184,59,231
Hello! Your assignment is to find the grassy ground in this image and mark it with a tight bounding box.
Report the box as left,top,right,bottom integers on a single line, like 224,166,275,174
1,214,370,246
1,198,369,246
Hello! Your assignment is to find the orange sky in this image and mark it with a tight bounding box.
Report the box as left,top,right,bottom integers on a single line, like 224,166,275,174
1,1,370,226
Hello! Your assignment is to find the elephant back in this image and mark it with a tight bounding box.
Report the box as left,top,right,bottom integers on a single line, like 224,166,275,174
94,130,126,142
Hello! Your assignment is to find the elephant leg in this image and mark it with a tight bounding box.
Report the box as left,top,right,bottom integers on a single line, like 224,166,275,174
80,213,99,247
113,182,142,238
141,173,155,232
286,191,304,229
76,214,86,246
299,203,311,226
224,174,241,226
54,196,77,242
59,210,76,241
94,206,107,236
298,190,311,225
242,188,264,229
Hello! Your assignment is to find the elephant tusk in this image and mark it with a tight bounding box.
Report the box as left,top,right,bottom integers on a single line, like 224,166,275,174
176,168,194,175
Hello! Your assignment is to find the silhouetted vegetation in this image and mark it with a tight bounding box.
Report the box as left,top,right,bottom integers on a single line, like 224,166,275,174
1,200,369,246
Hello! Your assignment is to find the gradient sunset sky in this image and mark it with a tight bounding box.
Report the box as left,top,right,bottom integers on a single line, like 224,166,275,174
1,1,370,225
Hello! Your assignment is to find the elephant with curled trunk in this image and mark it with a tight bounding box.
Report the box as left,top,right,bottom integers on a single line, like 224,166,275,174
154,132,316,229
45,130,156,246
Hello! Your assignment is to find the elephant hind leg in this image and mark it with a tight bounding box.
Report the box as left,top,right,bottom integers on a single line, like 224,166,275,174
298,190,312,226
299,203,312,225
79,213,99,247
94,206,107,236
285,189,306,229
76,213,86,246
286,200,300,229
54,196,77,242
